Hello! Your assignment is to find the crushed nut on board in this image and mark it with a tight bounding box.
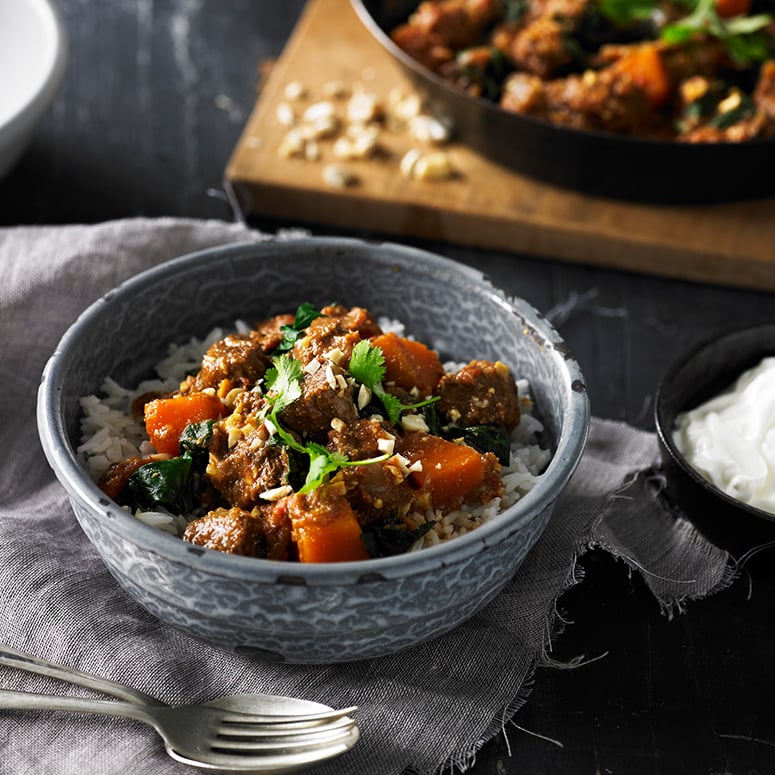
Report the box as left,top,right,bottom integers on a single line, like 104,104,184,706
322,163,358,188
274,78,457,186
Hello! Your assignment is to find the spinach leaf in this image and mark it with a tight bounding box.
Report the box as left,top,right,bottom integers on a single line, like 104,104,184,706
276,302,325,351
126,419,216,514
179,420,213,461
127,456,194,514
361,521,436,558
452,424,512,466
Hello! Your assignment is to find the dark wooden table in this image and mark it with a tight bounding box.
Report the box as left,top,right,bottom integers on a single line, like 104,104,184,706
2,2,774,772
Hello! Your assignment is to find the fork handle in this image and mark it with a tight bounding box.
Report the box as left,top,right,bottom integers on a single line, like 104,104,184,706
0,645,158,705
0,689,157,727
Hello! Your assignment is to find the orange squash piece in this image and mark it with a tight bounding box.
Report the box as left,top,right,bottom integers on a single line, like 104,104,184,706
612,44,672,108
400,433,485,510
289,487,370,563
370,332,444,396
144,393,224,455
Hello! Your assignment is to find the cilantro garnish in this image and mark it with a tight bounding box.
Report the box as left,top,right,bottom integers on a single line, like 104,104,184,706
264,354,303,413
276,302,325,352
595,0,772,65
597,0,659,27
348,340,440,425
263,354,388,493
661,0,772,65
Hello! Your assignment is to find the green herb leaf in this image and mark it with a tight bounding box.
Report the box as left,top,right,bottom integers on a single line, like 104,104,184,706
348,340,440,425
453,424,512,466
300,445,350,493
127,456,193,514
348,339,386,389
276,302,325,351
360,520,436,558
596,0,658,27
262,352,389,492
179,420,214,456
661,0,773,64
264,354,303,414
378,393,405,425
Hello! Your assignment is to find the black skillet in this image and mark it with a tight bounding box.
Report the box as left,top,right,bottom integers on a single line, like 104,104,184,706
351,0,775,203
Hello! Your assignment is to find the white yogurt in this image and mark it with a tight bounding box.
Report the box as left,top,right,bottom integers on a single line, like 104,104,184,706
674,356,775,515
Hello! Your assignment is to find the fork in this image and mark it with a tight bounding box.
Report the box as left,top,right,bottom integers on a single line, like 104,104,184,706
0,689,359,771
0,646,359,772
0,645,353,724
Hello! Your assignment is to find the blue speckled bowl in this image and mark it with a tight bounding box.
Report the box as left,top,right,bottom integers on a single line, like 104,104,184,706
37,238,589,663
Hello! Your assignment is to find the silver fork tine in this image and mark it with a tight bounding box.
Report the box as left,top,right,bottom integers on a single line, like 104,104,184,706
216,705,358,726
211,721,359,754
215,715,357,741
167,730,359,772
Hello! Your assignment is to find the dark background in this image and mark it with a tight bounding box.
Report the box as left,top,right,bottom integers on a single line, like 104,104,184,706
2,1,774,772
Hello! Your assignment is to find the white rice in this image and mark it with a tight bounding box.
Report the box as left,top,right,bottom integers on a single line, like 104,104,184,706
78,323,551,547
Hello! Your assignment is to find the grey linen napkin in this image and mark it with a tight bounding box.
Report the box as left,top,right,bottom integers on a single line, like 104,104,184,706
0,218,732,775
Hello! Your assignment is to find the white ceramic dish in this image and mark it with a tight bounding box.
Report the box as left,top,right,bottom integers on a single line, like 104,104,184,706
0,0,67,180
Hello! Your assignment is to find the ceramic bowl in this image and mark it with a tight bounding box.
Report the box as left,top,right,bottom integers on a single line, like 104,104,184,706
38,238,589,663
0,0,67,180
655,322,775,572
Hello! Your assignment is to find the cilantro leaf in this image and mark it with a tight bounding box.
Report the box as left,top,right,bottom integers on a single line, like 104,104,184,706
302,444,350,493
262,352,389,493
348,339,439,425
378,393,405,425
661,0,773,64
348,339,386,388
264,354,303,413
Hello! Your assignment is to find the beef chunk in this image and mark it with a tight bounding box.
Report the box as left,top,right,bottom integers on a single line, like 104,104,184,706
195,332,274,391
206,425,291,510
320,305,383,339
506,16,576,79
183,507,265,556
464,451,505,506
328,417,394,459
328,419,416,522
292,306,382,367
501,68,656,134
437,360,521,431
391,0,502,73
279,362,359,441
259,499,294,561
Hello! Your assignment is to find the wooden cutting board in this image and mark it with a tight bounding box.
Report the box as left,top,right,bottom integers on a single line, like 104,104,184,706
225,0,775,291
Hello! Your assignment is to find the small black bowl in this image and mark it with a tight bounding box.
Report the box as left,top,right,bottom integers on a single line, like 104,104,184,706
655,322,775,574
